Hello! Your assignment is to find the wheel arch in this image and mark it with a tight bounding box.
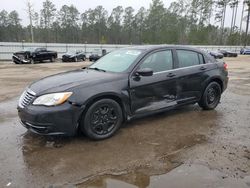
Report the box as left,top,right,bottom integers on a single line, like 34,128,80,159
204,75,223,89
209,77,223,91
201,76,224,100
78,93,128,127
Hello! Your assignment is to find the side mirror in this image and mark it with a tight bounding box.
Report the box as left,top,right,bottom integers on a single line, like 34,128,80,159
136,68,153,77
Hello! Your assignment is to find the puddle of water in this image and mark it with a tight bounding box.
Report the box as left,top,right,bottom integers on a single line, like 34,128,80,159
80,164,250,188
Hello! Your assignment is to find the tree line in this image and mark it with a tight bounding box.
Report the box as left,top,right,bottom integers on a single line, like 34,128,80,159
1,0,250,45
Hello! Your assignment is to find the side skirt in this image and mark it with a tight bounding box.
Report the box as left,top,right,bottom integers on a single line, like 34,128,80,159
127,100,197,122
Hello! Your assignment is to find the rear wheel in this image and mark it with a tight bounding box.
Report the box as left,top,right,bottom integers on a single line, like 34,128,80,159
198,82,221,110
81,99,123,140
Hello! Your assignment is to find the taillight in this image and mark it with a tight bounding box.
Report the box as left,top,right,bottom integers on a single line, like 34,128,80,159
223,63,228,70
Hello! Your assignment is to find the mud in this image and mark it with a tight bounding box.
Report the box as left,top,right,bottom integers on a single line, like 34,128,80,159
0,57,250,187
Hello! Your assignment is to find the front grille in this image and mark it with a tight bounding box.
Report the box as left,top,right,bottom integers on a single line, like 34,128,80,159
19,89,36,108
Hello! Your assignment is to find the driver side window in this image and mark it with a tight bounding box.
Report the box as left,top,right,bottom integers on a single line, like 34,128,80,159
140,50,173,73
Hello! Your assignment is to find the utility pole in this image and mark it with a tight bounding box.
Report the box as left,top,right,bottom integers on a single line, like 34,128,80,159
240,1,245,45
233,1,238,29
27,1,34,43
221,2,227,44
245,1,250,46
230,2,235,35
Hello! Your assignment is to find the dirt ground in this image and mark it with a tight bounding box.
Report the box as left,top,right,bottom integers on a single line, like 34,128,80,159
0,57,249,187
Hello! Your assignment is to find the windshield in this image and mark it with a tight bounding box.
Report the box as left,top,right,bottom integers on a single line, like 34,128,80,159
89,49,142,73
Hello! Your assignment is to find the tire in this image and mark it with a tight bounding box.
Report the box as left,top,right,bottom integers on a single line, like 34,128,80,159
30,59,35,64
81,99,123,140
50,56,55,62
198,82,221,110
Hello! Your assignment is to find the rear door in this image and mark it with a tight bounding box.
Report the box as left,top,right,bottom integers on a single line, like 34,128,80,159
175,49,216,104
129,49,179,115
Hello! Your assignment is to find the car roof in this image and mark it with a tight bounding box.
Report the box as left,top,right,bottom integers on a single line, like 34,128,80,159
125,45,204,53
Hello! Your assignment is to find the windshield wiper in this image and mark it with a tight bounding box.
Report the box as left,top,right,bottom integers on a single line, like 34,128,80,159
88,67,106,72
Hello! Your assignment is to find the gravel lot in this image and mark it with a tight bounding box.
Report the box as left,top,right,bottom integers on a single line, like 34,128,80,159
0,57,249,187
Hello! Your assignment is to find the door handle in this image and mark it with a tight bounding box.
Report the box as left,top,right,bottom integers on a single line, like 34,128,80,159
167,73,176,77
200,66,207,70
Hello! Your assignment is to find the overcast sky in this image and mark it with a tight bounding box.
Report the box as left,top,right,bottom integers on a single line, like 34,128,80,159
1,0,246,28
2,0,172,25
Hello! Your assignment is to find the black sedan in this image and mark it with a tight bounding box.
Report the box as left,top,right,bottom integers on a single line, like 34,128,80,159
62,50,86,62
17,46,228,140
218,49,238,57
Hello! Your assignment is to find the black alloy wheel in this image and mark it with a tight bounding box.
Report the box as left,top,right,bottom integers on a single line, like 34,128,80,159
30,59,35,64
81,99,123,140
198,82,221,110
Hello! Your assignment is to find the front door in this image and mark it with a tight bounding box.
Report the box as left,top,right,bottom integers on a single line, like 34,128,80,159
129,49,178,115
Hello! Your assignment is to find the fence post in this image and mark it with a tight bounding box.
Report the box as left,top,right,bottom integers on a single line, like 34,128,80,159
22,40,25,49
85,41,87,53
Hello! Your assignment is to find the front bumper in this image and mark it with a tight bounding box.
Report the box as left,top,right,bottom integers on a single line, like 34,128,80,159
17,102,84,136
12,55,31,64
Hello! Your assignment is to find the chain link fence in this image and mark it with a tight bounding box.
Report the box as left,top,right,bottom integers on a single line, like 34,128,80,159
0,42,245,60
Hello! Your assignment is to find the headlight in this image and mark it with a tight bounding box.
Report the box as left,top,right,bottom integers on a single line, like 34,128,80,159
33,92,72,106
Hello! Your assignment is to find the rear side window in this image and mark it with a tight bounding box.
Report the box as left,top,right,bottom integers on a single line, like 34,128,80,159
140,50,173,73
176,50,201,68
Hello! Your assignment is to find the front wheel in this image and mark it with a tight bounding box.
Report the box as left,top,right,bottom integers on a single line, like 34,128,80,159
30,59,35,64
50,56,56,62
198,82,221,110
81,99,123,140
74,57,78,62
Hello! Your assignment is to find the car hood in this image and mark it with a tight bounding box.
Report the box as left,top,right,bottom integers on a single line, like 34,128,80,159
63,53,76,57
28,69,124,95
14,51,31,55
90,54,100,57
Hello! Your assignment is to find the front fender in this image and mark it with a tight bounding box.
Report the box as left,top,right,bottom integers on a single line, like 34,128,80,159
68,80,131,118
